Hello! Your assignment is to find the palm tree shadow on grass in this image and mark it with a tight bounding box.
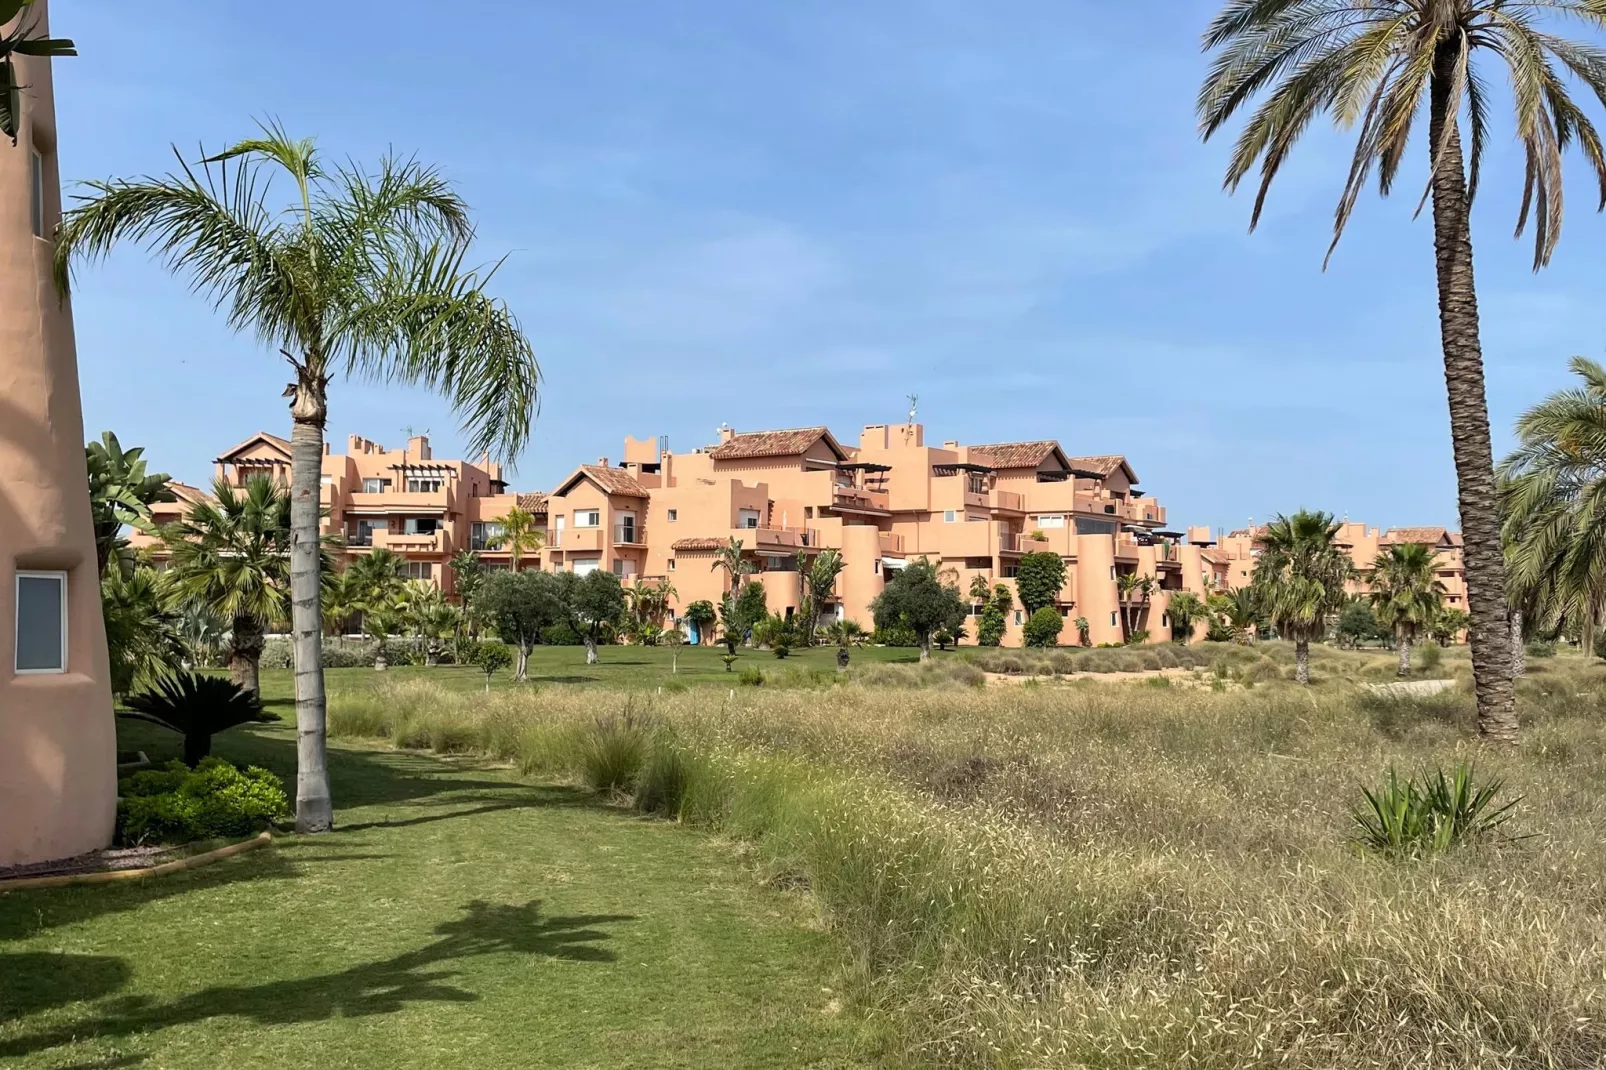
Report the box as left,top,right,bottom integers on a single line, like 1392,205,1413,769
0,900,633,1059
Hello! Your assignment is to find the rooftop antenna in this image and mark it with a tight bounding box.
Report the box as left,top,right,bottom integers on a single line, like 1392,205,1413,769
906,393,918,424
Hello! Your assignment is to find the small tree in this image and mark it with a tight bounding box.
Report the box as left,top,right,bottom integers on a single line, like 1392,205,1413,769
683,600,717,645
1023,607,1064,648
1165,592,1206,645
449,550,487,634
550,570,628,665
662,626,684,673
870,559,967,662
1337,598,1385,649
723,581,768,649
470,642,513,692
1369,543,1447,676
1073,616,1091,647
478,571,553,681
802,549,846,646
1015,552,1067,616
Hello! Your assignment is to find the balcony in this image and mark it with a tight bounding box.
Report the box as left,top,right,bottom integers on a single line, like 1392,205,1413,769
563,527,604,552
999,532,1022,554
963,489,988,509
375,530,445,553
752,526,812,549
1153,542,1180,563
613,524,647,546
878,531,906,555
991,489,1024,512
831,486,889,514
344,489,453,513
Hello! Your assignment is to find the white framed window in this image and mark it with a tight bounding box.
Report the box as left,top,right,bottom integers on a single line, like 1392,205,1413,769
1013,610,1022,625
667,508,678,522
573,558,601,576
668,558,677,571
943,510,957,523
737,508,761,529
362,478,387,494
403,562,433,581
575,510,601,528
405,477,443,493
15,571,67,674
1033,514,1066,528
30,148,44,238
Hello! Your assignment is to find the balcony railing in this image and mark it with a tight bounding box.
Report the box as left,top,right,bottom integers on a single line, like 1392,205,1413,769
992,489,1024,511
613,524,646,545
832,487,889,511
878,531,906,555
377,530,444,553
999,532,1022,554
563,527,604,552
1153,542,1180,563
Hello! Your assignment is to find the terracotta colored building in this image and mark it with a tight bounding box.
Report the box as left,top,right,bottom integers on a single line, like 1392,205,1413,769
0,0,119,867
135,432,542,598
538,423,1217,646
1205,521,1469,609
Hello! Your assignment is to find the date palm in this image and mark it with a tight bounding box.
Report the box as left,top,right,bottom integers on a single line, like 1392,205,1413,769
55,126,540,831
803,549,847,647
1,0,73,144
487,506,543,571
711,537,752,594
1165,591,1207,645
1499,355,1606,656
1368,542,1447,676
158,476,291,700
1252,511,1352,684
1197,1,1606,741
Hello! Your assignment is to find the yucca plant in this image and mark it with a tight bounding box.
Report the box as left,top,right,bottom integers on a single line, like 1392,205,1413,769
1352,762,1521,858
121,672,278,767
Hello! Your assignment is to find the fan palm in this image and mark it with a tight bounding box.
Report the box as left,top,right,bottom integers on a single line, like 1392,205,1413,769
1211,586,1262,644
101,565,185,698
1196,2,1606,742
158,476,291,699
1368,543,1447,675
487,506,544,571
1252,511,1352,684
1165,591,1207,645
54,125,540,832
321,565,366,644
1499,355,1606,657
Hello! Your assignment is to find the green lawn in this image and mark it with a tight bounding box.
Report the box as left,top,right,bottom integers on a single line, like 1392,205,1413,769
264,642,925,706
0,721,882,1068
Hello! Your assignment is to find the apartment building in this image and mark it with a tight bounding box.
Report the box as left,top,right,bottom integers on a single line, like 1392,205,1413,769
136,431,541,599
1205,522,1469,608
538,422,1221,646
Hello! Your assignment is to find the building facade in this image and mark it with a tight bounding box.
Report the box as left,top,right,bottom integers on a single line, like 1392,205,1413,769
0,0,119,867
135,432,542,598
1204,521,1469,609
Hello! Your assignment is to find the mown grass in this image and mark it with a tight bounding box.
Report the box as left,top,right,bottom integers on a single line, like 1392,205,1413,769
0,720,882,1069
321,646,1606,1068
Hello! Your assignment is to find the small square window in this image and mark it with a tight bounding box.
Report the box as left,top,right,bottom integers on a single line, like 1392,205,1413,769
667,509,678,522
16,571,67,673
943,510,957,523
668,559,677,571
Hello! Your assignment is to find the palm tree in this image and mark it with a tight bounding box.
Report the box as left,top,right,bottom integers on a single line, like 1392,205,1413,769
86,431,175,578
158,477,291,699
487,506,543,571
803,549,846,647
1196,3,1606,742
55,126,540,832
1252,511,1352,684
683,599,718,646
623,577,677,643
1210,587,1261,645
711,537,751,595
345,548,409,669
1499,356,1606,659
1165,591,1207,645
1,0,74,144
101,565,185,698
176,601,227,669
448,549,487,633
1115,572,1155,641
1368,543,1447,676
402,581,458,666
321,566,366,645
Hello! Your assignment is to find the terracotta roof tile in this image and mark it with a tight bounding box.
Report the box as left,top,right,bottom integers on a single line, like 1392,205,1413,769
1068,455,1135,479
967,441,1062,469
1383,526,1451,546
216,431,292,462
707,427,843,461
516,492,548,513
671,537,728,552
554,464,650,498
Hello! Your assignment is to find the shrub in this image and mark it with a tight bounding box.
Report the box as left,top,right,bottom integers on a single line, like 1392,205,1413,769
1022,607,1064,648
1525,639,1557,658
773,643,791,659
1048,651,1078,675
634,740,692,817
1417,642,1443,671
576,713,648,795
540,621,585,646
1126,629,1151,646
721,653,739,673
1351,763,1521,858
976,606,1007,647
739,666,766,687
117,758,289,845
872,624,920,648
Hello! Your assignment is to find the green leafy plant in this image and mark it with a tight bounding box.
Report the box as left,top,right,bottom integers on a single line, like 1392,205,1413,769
721,653,739,673
121,672,277,767
117,758,289,845
470,642,513,691
1351,763,1521,859
576,712,649,796
739,666,766,687
1417,642,1443,672
1022,607,1064,648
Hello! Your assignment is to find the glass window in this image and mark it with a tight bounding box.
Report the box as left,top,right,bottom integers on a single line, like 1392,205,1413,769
737,509,761,529
30,149,44,238
1110,612,1118,627
16,571,67,673
362,478,386,494
403,562,433,581
668,558,676,571
667,509,678,522
943,510,957,523
405,478,443,493
1033,515,1066,528
575,510,601,528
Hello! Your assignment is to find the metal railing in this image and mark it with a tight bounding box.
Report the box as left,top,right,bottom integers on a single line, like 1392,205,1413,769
613,524,645,545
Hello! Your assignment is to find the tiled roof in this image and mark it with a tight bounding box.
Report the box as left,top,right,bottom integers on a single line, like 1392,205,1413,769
671,537,728,552
166,480,209,503
553,464,650,498
707,426,844,461
967,441,1062,469
516,492,547,513
1068,455,1139,483
1383,526,1451,546
216,431,292,462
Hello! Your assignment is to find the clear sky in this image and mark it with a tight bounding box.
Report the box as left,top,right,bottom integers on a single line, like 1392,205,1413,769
54,1,1605,534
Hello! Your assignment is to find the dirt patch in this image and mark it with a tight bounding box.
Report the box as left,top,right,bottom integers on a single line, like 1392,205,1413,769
0,844,181,882
986,667,1204,687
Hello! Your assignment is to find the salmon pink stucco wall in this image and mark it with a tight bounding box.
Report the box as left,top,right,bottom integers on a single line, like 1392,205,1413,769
0,0,119,867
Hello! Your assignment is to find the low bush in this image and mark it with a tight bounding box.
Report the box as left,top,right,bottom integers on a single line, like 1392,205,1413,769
872,625,919,648
262,638,382,670
117,758,289,845
739,666,766,687
1022,607,1065,648
1525,639,1558,658
1417,642,1443,671
539,621,585,646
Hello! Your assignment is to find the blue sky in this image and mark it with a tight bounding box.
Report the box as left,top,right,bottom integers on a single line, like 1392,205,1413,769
54,1,1606,533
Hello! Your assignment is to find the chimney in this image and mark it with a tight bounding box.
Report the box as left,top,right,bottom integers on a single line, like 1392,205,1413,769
409,435,431,461
942,440,959,450
718,427,735,444
598,457,610,467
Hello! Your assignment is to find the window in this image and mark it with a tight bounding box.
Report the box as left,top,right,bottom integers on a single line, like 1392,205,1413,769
471,521,503,551
29,148,44,238
1110,612,1118,627
405,477,443,493
1076,518,1118,535
873,560,881,575
667,509,678,522
575,510,601,528
1109,566,1115,580
403,517,439,535
573,558,600,576
361,478,389,494
738,508,761,529
967,474,986,495
1162,614,1170,628
1014,610,1022,626
943,510,957,523
1033,514,1066,528
668,558,677,571
402,562,433,581
320,474,334,485
15,571,67,673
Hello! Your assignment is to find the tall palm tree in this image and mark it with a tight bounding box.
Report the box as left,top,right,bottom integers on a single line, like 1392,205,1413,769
158,476,291,699
320,565,366,645
487,506,543,571
1,0,74,144
1499,355,1606,658
86,431,174,578
448,548,487,633
1252,511,1352,684
1196,3,1606,741
711,537,752,595
1210,586,1262,645
1368,543,1447,676
1115,572,1155,641
55,126,540,831
1165,591,1207,645
803,548,847,647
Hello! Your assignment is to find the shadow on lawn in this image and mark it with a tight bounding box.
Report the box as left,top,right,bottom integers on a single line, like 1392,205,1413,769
0,900,633,1059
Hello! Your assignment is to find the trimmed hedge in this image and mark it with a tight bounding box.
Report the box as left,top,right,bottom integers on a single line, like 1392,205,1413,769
117,758,290,845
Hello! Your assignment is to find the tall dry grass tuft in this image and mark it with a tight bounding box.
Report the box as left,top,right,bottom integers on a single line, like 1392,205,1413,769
326,651,1606,1068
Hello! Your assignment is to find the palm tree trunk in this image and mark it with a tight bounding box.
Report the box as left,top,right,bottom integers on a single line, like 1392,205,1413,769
289,378,333,832
1428,46,1517,745
1397,632,1411,677
1294,639,1310,685
228,614,264,698
1510,611,1525,678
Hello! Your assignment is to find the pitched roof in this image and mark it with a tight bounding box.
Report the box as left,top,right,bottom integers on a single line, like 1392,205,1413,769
671,537,729,552
516,492,548,513
967,440,1069,471
552,464,650,498
707,426,846,462
216,431,292,462
1383,526,1451,546
166,480,210,503
1068,454,1140,483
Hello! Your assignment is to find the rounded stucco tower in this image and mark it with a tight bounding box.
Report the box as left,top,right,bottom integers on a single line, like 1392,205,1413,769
0,0,117,866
